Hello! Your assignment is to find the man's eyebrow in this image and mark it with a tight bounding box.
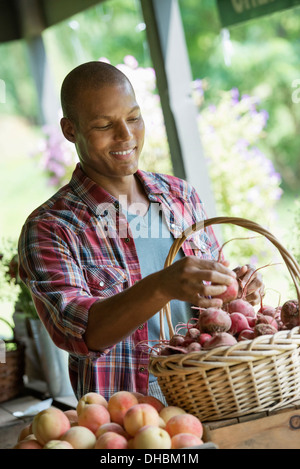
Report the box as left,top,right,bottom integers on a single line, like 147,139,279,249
90,106,141,122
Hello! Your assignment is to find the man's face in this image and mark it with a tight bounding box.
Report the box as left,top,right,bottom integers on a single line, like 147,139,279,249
62,81,145,183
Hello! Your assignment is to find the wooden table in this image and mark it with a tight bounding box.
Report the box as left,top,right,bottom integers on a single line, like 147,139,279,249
0,380,77,449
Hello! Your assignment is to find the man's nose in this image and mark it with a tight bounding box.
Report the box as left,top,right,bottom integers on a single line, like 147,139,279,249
114,121,132,141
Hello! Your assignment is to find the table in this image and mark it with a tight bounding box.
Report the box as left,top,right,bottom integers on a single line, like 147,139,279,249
0,380,77,449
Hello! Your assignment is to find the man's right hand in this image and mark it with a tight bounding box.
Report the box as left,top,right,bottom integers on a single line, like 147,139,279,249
158,256,237,309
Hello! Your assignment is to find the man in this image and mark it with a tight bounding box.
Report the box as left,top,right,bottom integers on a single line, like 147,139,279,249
18,61,262,401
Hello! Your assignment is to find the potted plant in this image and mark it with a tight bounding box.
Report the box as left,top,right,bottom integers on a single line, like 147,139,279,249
1,247,74,397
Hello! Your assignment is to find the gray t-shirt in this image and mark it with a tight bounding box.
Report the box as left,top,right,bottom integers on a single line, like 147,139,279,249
126,202,193,381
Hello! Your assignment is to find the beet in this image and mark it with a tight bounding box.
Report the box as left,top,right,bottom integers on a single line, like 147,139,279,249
169,334,185,347
229,312,250,336
253,323,277,337
237,329,255,341
203,332,237,349
280,300,299,329
198,307,232,334
226,299,255,318
185,327,201,340
257,305,276,318
186,342,202,352
198,333,212,347
256,313,278,330
215,277,239,304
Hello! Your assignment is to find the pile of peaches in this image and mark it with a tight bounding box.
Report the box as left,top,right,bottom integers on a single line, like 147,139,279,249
13,391,204,449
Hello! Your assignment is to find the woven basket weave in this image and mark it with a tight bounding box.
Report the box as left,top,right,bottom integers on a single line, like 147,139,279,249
0,318,25,403
149,216,300,422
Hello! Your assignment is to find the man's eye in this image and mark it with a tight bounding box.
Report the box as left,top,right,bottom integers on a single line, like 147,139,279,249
95,124,112,130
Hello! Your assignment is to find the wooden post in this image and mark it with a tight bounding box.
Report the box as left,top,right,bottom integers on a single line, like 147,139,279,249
18,0,59,125
140,0,217,219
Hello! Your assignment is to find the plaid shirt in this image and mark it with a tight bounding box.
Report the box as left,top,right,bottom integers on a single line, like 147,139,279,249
18,163,220,400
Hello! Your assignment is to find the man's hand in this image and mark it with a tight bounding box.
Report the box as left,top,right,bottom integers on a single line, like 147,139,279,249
160,256,237,309
234,264,264,306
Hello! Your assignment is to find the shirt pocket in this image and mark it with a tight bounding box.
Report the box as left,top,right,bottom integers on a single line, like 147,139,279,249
82,264,128,297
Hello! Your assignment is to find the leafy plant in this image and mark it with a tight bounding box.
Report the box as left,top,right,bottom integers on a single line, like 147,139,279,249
0,240,38,319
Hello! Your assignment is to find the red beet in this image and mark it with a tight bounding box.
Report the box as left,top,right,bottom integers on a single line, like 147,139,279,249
185,327,201,340
246,316,256,328
280,300,299,329
198,333,212,347
203,332,237,349
254,323,277,337
257,305,276,318
198,308,232,334
227,299,255,318
229,312,250,336
256,313,278,330
237,329,255,341
215,278,239,304
186,342,202,352
169,334,186,347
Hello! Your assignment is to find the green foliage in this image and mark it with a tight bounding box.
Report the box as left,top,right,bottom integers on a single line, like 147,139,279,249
0,240,38,319
197,86,282,264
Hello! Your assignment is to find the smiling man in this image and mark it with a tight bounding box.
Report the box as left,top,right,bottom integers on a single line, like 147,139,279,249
18,61,263,402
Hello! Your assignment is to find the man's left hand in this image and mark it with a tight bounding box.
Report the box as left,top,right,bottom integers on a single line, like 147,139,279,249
234,264,264,306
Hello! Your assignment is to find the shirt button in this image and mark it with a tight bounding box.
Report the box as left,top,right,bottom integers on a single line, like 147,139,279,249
124,237,130,243
138,324,144,330
139,367,145,372
99,281,104,287
170,223,175,229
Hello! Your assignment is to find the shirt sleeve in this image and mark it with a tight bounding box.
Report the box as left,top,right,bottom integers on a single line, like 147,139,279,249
18,217,105,358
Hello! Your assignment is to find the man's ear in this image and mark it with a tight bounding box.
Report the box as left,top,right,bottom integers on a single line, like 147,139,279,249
60,117,76,143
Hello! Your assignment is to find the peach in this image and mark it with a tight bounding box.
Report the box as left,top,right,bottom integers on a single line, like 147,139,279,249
60,426,96,449
18,423,33,442
135,395,165,413
32,407,71,445
159,417,166,428
13,439,43,449
94,431,128,449
43,440,74,449
77,403,110,433
166,413,203,438
64,409,78,426
133,425,172,449
107,391,138,425
159,406,186,423
171,433,204,449
123,403,160,436
95,422,130,440
76,392,108,415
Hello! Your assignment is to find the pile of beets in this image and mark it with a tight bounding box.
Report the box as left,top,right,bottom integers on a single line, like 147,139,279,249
158,297,300,356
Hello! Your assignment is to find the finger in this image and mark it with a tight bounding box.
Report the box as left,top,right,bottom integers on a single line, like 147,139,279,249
193,259,237,278
193,294,223,309
200,284,228,297
245,291,261,306
192,270,237,287
234,265,248,278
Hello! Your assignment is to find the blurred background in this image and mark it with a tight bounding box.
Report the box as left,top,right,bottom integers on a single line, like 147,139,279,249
1,0,300,337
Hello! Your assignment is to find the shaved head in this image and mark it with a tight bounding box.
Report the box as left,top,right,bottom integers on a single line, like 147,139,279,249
60,61,133,123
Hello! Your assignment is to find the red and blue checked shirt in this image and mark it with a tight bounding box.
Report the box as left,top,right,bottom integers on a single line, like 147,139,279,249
18,163,220,400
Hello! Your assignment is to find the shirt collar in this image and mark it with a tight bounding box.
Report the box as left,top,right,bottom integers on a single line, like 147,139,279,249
69,163,169,216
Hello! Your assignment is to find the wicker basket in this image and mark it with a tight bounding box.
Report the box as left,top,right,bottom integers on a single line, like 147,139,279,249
149,216,300,422
0,318,25,403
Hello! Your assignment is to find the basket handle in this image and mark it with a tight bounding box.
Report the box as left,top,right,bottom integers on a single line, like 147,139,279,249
159,216,300,341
